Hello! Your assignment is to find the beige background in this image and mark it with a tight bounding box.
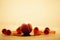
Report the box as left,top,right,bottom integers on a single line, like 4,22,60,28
0,0,60,32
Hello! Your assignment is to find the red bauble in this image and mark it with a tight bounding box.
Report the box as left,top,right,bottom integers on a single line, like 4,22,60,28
44,27,50,35
34,27,39,35
21,23,32,36
2,29,7,35
16,27,21,34
6,30,11,35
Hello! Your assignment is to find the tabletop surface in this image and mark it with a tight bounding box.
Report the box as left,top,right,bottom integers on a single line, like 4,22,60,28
0,33,60,40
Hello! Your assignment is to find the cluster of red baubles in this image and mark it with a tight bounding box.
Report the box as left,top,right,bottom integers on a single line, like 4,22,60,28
2,29,11,35
2,23,54,36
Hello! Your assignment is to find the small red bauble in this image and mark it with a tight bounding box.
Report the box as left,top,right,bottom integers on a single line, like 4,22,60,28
34,27,39,35
16,27,21,34
6,30,11,35
2,29,7,35
44,27,50,35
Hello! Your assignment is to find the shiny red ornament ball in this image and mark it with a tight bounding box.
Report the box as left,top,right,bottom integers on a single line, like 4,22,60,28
16,27,21,34
44,27,50,35
34,27,39,35
6,30,11,35
2,29,7,35
21,23,32,36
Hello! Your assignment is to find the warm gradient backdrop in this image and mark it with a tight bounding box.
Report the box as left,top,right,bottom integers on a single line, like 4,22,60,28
0,0,60,32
